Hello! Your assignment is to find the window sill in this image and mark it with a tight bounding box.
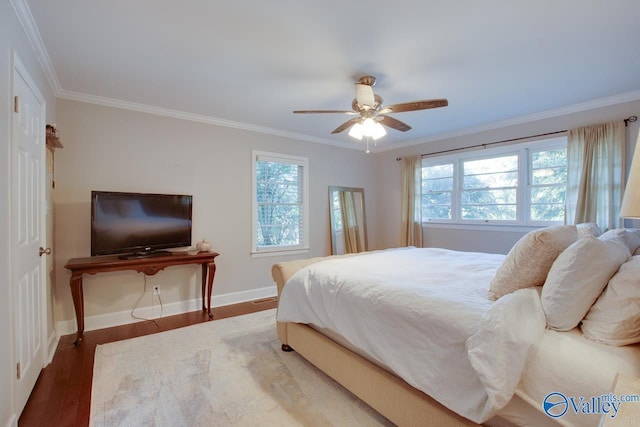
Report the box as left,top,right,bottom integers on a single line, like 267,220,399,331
422,222,551,233
250,247,310,258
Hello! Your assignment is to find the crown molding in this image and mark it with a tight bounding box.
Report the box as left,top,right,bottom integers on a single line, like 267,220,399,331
57,88,640,155
57,89,366,151
377,90,640,152
10,0,62,95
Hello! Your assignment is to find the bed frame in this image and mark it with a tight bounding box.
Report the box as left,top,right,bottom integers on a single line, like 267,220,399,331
272,255,479,427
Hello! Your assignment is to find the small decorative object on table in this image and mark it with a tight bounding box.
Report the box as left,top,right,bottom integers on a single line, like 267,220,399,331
196,239,211,252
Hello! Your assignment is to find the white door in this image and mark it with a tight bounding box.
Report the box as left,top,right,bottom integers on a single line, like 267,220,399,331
11,53,48,415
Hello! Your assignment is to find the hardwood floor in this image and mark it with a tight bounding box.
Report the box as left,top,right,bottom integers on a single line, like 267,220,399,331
18,298,278,427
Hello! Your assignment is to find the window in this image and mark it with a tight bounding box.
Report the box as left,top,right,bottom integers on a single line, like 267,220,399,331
462,154,518,221
421,163,454,220
252,151,309,255
421,138,567,225
529,147,567,222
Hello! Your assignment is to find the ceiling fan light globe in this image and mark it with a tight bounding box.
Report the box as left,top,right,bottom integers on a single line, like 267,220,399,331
362,118,376,135
348,122,364,140
371,122,387,140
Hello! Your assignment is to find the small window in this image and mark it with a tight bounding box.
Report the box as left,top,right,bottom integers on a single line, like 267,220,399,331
422,162,454,221
252,151,309,256
461,154,518,221
528,147,567,223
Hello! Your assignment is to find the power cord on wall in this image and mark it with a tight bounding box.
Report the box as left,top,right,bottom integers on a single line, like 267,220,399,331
131,274,164,326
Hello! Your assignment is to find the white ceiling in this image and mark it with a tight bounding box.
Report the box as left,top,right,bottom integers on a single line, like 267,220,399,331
22,0,640,151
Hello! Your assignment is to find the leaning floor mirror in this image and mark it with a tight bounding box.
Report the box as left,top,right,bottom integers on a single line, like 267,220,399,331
329,186,368,255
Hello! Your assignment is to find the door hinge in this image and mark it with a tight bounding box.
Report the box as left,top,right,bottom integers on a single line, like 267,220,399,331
14,96,19,113
16,362,21,380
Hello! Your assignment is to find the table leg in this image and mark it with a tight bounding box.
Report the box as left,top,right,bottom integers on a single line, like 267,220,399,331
70,273,84,345
201,263,206,313
206,261,216,319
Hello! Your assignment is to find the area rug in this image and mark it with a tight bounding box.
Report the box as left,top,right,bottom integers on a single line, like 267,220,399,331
90,309,392,426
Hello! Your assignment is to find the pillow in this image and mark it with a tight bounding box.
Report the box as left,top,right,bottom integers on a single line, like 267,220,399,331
581,256,640,346
541,236,630,331
576,223,601,238
625,228,640,253
488,225,577,300
600,228,640,253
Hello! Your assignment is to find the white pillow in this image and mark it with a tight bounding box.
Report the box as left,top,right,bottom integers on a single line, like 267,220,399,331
600,228,640,253
488,225,577,300
541,236,630,331
576,223,601,238
626,228,640,253
581,256,640,345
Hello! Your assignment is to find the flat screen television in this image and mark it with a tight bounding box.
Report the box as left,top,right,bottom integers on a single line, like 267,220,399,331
91,191,193,258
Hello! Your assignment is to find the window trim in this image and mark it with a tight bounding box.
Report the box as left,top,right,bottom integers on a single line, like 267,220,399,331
422,137,567,227
251,150,310,257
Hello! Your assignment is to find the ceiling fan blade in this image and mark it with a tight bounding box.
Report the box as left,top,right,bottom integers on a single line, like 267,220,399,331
355,83,376,109
378,115,412,132
380,98,448,114
331,118,360,134
293,110,358,114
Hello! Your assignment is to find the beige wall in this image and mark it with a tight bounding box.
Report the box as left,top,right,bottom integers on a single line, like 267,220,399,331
375,100,640,253
53,99,377,331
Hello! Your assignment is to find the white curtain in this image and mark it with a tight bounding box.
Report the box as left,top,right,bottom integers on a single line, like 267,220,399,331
566,121,626,231
401,155,423,247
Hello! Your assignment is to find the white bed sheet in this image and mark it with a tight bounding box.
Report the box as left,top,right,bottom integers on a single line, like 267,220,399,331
277,247,547,423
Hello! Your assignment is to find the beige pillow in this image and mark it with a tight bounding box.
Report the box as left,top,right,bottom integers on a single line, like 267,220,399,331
488,225,577,300
581,256,640,346
541,236,630,331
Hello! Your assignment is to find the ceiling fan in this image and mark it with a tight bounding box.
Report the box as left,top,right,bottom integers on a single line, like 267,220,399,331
293,75,448,140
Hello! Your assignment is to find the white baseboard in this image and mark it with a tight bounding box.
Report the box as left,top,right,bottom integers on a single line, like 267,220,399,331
55,285,277,337
46,329,58,365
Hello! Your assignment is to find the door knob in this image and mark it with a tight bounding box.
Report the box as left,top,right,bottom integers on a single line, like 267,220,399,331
39,247,51,256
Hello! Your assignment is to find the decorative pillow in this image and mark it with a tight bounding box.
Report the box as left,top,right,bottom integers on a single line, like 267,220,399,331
576,223,601,238
581,256,640,346
541,236,630,331
600,228,640,254
488,225,577,300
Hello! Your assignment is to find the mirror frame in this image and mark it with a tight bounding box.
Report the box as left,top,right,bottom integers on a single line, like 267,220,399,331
329,186,368,255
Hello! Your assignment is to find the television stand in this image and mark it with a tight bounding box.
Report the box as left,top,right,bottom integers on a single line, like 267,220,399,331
64,251,219,345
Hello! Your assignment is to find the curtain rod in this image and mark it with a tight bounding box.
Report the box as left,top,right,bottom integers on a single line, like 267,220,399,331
395,115,638,160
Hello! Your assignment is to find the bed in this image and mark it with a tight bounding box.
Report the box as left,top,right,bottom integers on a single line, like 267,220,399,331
272,225,640,426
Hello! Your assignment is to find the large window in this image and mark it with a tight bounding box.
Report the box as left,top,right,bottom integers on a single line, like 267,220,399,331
421,138,567,225
252,151,309,255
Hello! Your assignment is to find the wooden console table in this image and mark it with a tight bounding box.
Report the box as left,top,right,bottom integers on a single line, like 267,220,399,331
64,251,219,345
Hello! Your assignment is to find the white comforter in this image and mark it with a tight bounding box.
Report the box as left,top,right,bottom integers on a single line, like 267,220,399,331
276,247,547,423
